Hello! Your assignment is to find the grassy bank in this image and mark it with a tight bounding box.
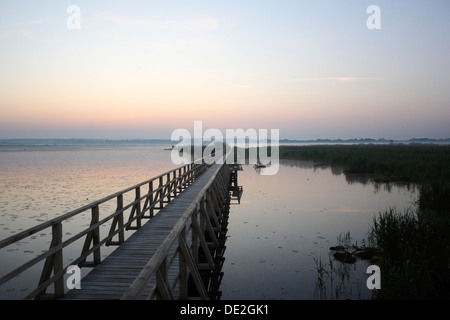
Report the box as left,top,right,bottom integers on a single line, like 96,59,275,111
368,207,450,299
279,144,450,183
278,144,450,299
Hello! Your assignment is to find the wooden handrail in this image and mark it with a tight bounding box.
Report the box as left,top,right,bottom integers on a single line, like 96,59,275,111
0,159,210,299
121,161,231,299
0,163,198,248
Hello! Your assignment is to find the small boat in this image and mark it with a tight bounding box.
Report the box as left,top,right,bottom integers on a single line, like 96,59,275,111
164,145,175,150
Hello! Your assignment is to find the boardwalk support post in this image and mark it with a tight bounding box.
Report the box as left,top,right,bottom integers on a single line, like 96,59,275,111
37,222,64,299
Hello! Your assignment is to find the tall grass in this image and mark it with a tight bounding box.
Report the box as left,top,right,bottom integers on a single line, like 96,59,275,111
369,208,450,299
313,254,363,300
419,182,450,212
279,144,450,183
279,144,450,299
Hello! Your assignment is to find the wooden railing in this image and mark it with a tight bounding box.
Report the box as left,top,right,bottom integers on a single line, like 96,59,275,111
0,161,208,299
120,162,232,300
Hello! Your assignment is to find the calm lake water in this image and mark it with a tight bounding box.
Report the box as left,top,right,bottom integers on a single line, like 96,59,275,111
0,145,418,299
220,160,418,300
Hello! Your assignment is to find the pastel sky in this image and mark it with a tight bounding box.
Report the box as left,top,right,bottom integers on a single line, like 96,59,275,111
1,0,449,140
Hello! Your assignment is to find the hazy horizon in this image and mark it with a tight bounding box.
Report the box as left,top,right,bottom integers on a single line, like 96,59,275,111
1,1,449,140
1,137,449,145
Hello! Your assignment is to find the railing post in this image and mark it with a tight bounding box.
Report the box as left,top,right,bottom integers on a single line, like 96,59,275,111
179,226,188,299
179,227,208,299
182,166,187,189
174,169,179,197
52,222,64,298
37,222,64,299
91,205,101,265
117,195,124,243
188,164,194,184
135,186,142,229
159,176,164,209
192,204,199,264
156,257,173,299
167,173,172,202
149,180,154,217
201,196,219,249
107,194,124,245
81,205,101,266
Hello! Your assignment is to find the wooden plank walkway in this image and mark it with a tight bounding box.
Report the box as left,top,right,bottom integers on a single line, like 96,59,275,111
61,164,223,300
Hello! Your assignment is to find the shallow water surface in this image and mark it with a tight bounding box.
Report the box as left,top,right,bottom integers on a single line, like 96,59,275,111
0,149,418,299
0,145,180,299
220,160,418,300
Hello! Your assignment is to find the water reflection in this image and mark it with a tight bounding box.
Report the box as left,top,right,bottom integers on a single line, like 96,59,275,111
280,159,419,196
220,159,418,300
0,145,180,299
0,149,420,300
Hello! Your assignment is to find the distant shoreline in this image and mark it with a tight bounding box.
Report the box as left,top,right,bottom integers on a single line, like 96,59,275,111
0,138,172,146
280,137,450,144
1,137,449,147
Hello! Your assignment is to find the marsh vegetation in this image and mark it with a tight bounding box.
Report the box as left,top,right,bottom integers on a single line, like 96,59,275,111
279,144,450,299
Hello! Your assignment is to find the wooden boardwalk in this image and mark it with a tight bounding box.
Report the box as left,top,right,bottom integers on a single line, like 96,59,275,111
0,154,243,300
61,163,229,300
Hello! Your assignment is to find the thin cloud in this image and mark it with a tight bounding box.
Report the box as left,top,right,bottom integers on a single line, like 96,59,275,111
287,77,381,83
2,29,33,39
23,20,42,26
302,91,324,96
229,85,253,89
2,20,42,39
285,91,324,96
102,14,219,32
